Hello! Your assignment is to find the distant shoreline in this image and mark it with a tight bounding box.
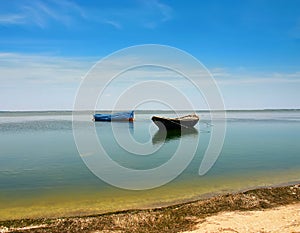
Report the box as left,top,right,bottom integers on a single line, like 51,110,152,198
1,108,300,114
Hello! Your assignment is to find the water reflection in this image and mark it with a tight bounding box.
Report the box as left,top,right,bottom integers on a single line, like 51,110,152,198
95,121,134,130
152,127,198,144
128,121,134,135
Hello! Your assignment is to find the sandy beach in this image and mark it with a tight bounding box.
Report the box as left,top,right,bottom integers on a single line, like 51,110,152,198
182,203,300,233
0,183,299,233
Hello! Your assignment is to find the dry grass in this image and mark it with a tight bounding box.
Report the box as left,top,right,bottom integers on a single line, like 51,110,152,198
0,183,299,233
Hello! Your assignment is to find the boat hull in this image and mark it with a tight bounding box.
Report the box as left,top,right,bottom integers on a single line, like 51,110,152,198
94,111,134,122
152,114,199,130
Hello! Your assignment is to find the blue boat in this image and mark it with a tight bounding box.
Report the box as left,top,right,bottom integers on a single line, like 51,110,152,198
93,111,134,122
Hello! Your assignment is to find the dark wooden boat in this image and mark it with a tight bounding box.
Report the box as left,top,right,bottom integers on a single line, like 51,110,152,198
151,114,199,130
94,111,134,122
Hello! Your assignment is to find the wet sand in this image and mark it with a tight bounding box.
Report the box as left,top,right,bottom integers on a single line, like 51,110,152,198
0,183,299,233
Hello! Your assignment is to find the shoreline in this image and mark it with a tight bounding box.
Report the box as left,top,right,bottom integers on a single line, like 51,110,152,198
1,182,299,233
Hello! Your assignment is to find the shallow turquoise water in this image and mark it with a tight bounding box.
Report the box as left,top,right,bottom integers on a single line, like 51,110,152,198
0,110,299,219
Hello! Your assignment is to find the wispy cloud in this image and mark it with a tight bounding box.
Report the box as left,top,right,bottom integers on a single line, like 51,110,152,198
0,53,95,87
0,14,25,24
102,19,122,30
89,0,173,29
0,52,98,110
0,0,173,30
0,0,85,28
3,52,298,88
141,0,173,22
1,53,299,110
215,70,300,85
137,0,173,28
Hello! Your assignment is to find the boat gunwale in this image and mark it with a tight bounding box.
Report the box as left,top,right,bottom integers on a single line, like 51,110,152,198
151,114,200,129
151,114,199,121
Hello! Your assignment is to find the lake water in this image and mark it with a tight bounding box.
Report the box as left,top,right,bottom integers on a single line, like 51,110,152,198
0,110,300,220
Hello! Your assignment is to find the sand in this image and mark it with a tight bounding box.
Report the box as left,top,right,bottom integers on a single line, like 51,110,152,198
182,202,300,233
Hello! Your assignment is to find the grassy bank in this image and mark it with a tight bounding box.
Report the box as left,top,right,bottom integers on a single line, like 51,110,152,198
0,183,299,233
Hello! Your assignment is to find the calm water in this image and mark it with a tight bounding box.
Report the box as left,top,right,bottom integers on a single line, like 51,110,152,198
0,110,300,220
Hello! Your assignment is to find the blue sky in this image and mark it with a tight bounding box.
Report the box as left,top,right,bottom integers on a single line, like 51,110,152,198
0,0,300,110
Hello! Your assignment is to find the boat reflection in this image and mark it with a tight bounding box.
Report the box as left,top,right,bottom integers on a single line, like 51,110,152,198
95,121,134,135
112,121,134,134
152,127,198,144
128,121,134,135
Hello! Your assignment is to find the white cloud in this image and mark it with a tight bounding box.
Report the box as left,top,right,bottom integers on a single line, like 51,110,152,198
0,0,173,30
2,53,299,88
0,0,85,28
0,14,25,24
0,53,98,110
0,53,95,87
216,71,300,85
103,19,122,29
147,0,173,22
1,53,299,110
84,0,173,29
137,0,173,28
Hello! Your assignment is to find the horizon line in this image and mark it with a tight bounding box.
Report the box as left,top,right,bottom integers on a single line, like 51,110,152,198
1,108,300,113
